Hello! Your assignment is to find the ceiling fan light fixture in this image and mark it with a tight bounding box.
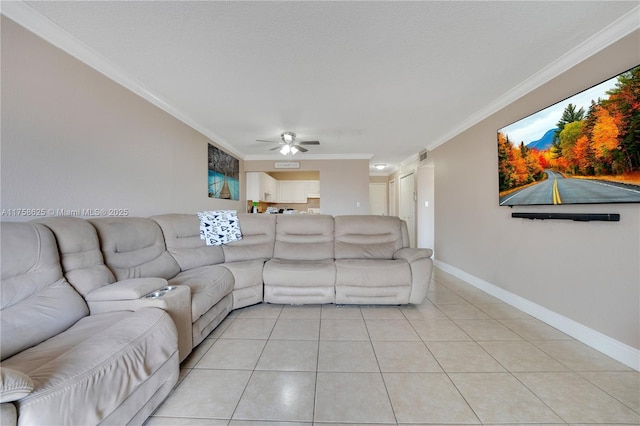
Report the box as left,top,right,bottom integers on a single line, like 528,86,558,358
374,163,387,170
281,132,295,144
259,131,317,155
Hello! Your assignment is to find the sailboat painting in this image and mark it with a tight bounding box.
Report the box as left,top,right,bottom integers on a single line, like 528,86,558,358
207,144,240,200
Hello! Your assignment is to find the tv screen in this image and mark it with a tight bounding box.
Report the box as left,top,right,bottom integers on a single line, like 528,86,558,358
498,65,640,206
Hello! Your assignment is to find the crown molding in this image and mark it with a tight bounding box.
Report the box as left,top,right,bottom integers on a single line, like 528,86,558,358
401,152,419,166
0,0,245,160
425,5,640,152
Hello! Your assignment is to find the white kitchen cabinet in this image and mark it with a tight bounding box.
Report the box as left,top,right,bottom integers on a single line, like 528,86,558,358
292,181,307,202
306,180,320,198
278,181,308,203
263,174,278,202
246,172,278,202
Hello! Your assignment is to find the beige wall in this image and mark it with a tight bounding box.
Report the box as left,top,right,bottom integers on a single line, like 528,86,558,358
369,175,389,184
245,159,370,215
430,30,640,351
1,17,244,220
269,171,320,180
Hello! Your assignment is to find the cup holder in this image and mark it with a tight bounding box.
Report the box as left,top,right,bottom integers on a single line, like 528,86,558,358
144,286,177,299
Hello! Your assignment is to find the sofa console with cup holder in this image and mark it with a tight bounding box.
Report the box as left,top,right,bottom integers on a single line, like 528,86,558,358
0,213,432,426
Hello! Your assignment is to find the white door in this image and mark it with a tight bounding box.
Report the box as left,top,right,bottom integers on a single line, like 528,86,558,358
399,172,416,248
389,179,396,217
369,183,387,215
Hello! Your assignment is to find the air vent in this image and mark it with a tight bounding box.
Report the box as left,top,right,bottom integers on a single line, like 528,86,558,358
274,161,300,169
419,150,428,163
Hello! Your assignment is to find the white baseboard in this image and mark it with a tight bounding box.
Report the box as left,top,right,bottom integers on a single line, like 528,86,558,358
433,260,639,371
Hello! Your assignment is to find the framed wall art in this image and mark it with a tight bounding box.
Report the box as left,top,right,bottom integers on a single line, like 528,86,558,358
208,144,239,200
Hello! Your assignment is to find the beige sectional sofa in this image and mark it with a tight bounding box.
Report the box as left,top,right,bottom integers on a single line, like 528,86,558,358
0,213,432,426
0,222,179,426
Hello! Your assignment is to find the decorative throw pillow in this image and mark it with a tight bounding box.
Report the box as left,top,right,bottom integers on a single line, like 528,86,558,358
0,367,34,403
197,210,243,246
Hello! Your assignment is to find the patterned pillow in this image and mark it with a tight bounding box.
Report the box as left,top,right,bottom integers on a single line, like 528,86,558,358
197,210,243,246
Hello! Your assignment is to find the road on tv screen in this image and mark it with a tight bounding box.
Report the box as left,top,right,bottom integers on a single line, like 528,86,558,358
500,170,640,206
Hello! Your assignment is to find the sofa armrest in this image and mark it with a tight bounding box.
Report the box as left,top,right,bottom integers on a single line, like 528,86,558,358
0,368,33,403
393,247,433,263
85,278,168,301
393,248,433,304
87,283,193,362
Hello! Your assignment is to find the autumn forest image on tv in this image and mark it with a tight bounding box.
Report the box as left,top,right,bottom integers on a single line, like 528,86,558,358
498,66,640,206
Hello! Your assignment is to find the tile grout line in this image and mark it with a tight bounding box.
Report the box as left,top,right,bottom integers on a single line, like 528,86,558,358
311,305,323,425
428,276,570,424
225,305,280,423
363,306,400,426
408,291,484,425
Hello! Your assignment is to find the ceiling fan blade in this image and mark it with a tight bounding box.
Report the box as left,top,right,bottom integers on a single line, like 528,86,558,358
294,145,309,153
256,139,278,143
269,146,281,151
298,140,320,145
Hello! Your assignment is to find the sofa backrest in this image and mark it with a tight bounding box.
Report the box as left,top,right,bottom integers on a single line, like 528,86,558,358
334,215,405,259
0,222,89,360
37,217,116,297
152,213,225,271
222,213,277,262
90,218,181,281
273,214,334,261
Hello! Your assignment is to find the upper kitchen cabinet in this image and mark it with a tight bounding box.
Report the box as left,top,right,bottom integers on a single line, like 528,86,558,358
306,180,320,198
278,181,308,203
246,172,278,202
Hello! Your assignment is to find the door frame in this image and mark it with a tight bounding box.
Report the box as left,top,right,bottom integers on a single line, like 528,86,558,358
399,171,416,248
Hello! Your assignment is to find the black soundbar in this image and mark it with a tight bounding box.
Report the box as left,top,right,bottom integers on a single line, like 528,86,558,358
511,212,620,222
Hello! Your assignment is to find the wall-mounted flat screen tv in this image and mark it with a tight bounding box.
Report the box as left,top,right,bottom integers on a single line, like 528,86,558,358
498,65,640,206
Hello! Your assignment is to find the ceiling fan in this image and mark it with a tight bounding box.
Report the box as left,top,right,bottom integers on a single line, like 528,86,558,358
257,132,320,155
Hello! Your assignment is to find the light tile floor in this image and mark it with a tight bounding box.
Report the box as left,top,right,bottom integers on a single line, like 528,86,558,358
146,267,639,425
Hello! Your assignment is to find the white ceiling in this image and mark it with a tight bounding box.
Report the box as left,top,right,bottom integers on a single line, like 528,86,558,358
5,1,639,174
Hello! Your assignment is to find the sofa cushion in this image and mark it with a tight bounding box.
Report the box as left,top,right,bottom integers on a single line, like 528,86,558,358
264,259,336,287
152,214,225,271
335,215,405,259
273,214,334,260
0,367,34,403
37,217,116,296
0,222,88,360
1,308,178,425
222,213,276,262
91,217,181,281
169,266,234,323
335,259,411,287
222,260,265,290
